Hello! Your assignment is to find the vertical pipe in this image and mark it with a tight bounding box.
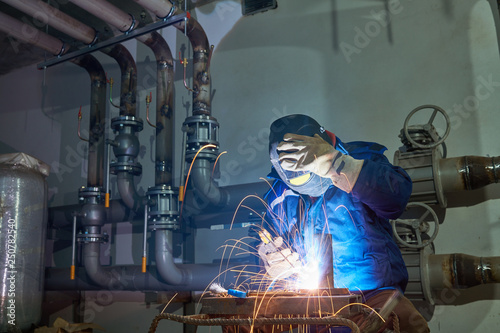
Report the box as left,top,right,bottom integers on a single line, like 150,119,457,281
138,32,174,186
70,55,107,187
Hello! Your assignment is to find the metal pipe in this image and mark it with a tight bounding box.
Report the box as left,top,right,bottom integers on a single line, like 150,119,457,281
68,0,135,33
45,262,238,291
0,11,66,56
138,32,175,186
428,253,500,290
103,44,137,117
116,171,147,212
155,230,186,285
70,55,107,187
438,155,500,192
1,0,97,44
133,0,211,115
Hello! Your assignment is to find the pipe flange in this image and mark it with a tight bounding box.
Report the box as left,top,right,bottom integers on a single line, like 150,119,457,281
78,186,105,203
147,185,180,230
111,115,144,132
183,115,219,160
110,161,142,175
76,231,109,244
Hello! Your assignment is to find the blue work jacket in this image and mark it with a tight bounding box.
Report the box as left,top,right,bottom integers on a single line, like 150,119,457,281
265,139,412,293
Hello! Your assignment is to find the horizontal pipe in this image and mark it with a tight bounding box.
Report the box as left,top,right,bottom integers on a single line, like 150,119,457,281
0,11,66,55
69,0,134,33
439,156,500,192
2,0,96,44
45,263,241,292
428,253,500,290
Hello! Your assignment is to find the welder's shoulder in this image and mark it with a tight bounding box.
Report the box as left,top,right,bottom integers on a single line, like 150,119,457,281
344,141,389,162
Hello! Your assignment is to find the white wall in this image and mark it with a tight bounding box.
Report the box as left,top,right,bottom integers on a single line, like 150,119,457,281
1,0,500,331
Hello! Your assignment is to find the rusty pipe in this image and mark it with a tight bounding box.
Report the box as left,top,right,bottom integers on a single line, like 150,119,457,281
0,11,66,56
68,0,135,33
428,253,500,290
139,32,174,186
69,55,107,187
1,0,97,44
133,0,211,115
438,156,500,192
103,44,137,117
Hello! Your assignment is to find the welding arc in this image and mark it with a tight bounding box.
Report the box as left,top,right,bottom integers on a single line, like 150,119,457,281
148,313,360,333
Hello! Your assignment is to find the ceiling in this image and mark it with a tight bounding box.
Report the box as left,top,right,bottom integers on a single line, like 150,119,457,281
0,0,217,76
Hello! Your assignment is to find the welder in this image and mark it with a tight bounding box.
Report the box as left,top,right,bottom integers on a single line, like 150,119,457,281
262,114,429,332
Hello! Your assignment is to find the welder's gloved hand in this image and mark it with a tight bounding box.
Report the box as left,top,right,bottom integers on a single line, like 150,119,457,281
258,236,300,279
278,133,364,193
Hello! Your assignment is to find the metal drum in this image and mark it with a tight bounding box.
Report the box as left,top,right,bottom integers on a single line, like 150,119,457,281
0,153,49,332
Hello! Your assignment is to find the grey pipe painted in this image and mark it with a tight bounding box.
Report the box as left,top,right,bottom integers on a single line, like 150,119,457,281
155,230,186,285
45,262,239,292
116,172,147,212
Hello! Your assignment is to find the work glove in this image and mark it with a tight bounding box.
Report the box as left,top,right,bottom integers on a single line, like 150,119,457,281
278,133,364,193
257,231,300,279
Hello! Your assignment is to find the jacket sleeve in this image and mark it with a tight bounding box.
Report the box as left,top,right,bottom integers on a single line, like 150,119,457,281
351,153,412,219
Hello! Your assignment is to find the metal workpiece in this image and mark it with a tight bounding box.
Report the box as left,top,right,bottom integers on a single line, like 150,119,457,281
0,153,49,331
200,292,361,317
149,313,361,333
110,115,143,175
437,155,500,192
183,114,219,161
427,253,500,290
146,185,180,230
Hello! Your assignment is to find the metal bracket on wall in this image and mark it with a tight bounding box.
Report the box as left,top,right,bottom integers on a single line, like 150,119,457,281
37,13,187,69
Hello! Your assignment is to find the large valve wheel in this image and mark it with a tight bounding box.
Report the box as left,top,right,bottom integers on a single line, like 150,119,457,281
403,104,451,149
391,202,439,249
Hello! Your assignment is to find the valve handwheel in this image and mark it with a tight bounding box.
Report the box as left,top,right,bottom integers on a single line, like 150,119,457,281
403,104,451,149
391,202,439,249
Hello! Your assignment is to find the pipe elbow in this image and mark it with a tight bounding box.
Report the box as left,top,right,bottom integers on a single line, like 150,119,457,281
155,230,188,285
190,159,228,209
116,171,146,212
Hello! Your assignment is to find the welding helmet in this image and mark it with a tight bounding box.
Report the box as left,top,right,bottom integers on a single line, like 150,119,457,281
269,114,334,197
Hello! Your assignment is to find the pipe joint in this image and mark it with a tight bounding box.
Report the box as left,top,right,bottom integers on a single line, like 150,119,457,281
147,185,180,230
183,115,219,161
110,116,143,175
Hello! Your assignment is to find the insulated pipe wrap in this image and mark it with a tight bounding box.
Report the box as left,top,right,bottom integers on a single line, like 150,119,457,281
0,154,49,331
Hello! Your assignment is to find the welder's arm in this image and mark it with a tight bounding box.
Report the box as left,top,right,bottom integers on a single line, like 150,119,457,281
278,133,364,193
257,234,300,279
350,158,412,219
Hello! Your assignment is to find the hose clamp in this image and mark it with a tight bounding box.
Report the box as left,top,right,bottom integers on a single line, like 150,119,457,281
158,5,176,21
121,13,136,34
56,40,66,57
